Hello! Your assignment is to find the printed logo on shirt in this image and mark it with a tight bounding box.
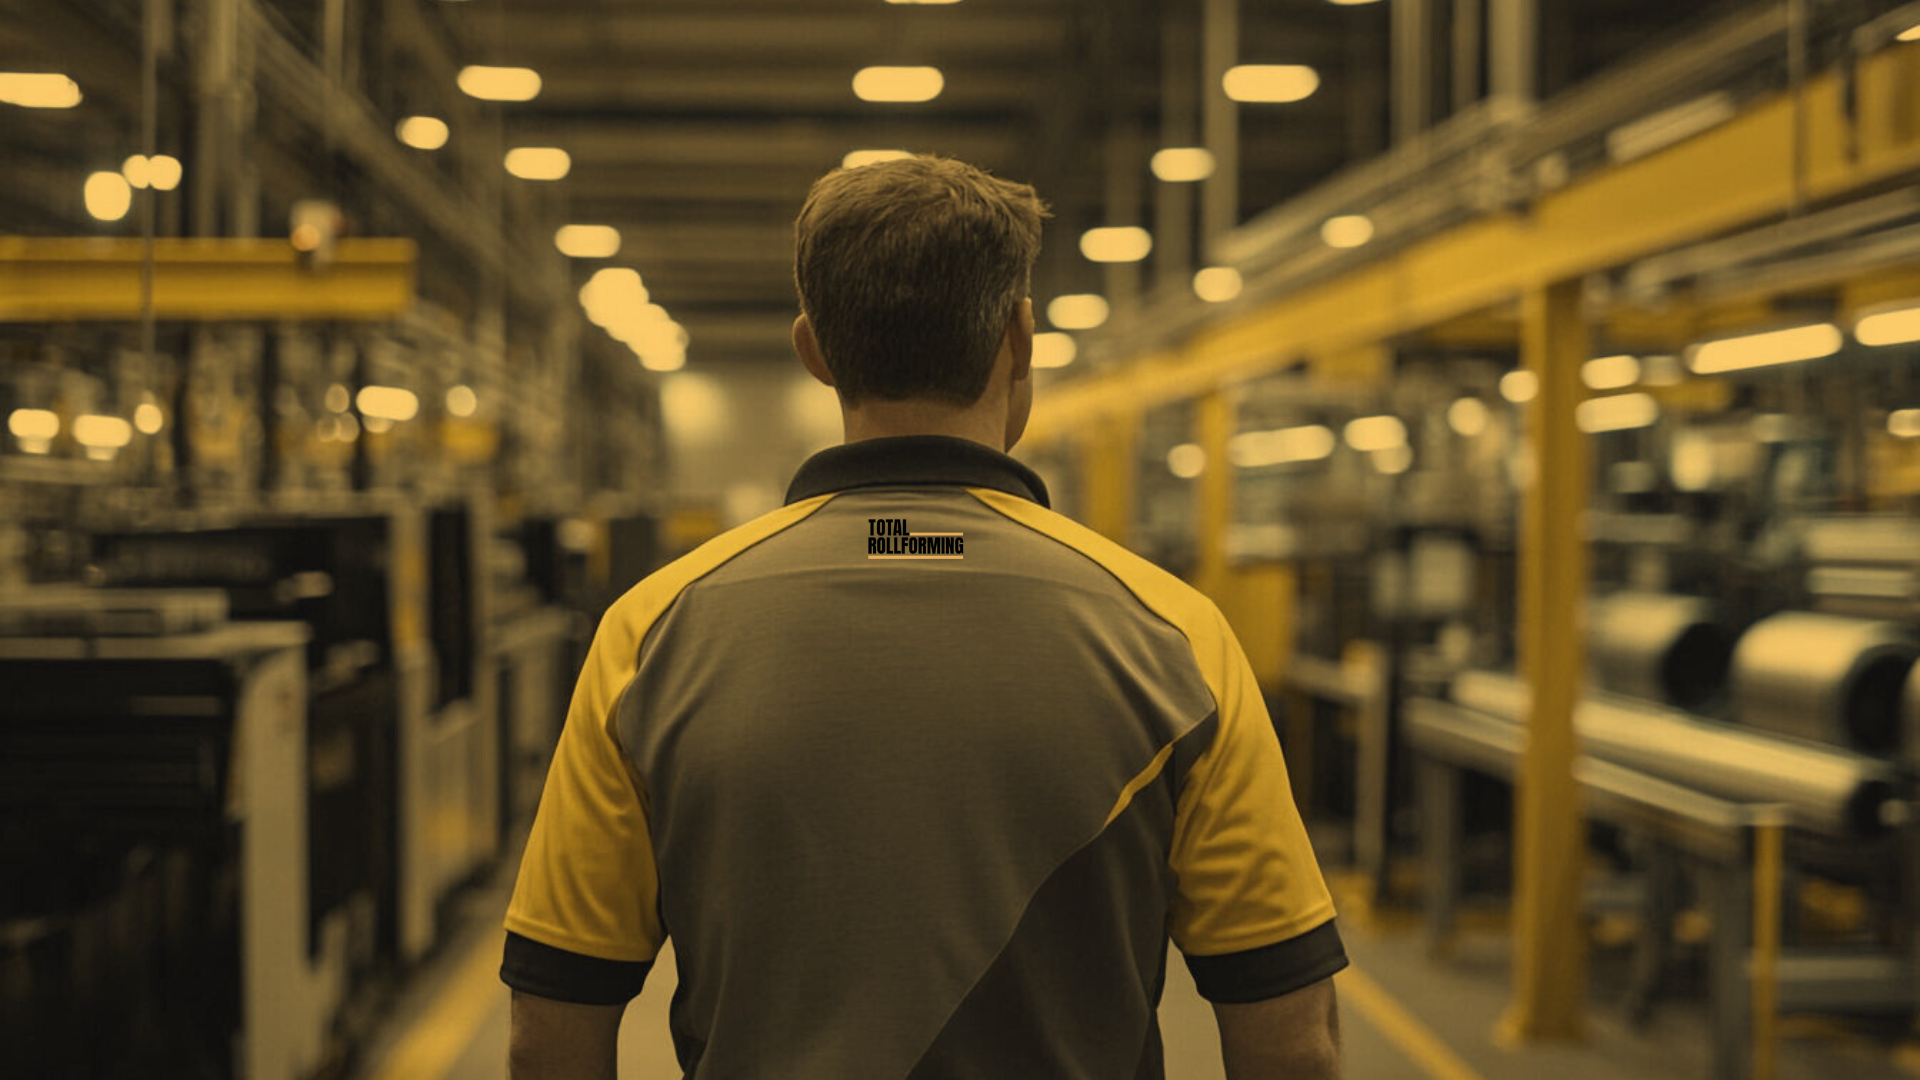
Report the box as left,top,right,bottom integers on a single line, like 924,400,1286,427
868,518,963,560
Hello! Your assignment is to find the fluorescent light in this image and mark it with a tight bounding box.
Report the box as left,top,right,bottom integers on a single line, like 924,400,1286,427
1575,392,1660,433
1193,266,1242,302
1047,294,1109,331
458,65,541,102
1447,397,1489,437
843,149,912,169
356,385,420,422
580,268,648,325
886,0,961,4
1320,214,1374,249
1890,409,1920,438
325,384,351,413
1854,302,1920,346
1150,147,1215,182
1686,322,1842,374
0,73,82,108
852,66,943,103
446,385,478,418
1080,226,1152,263
1229,425,1336,468
122,155,152,189
1031,332,1076,369
1581,354,1641,390
1499,370,1538,403
1606,92,1736,164
1901,22,1920,42
148,154,181,191
133,402,164,435
1343,414,1407,452
555,225,621,258
9,408,58,439
73,414,132,449
397,116,449,150
1222,65,1319,103
504,147,570,180
85,172,132,222
1327,0,1385,5
1372,444,1413,474
1167,443,1206,479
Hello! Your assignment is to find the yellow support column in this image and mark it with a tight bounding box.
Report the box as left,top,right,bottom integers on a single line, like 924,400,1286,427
1193,390,1233,600
1503,277,1589,1043
1081,411,1138,544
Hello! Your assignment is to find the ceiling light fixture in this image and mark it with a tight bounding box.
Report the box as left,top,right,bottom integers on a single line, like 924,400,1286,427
1229,425,1336,468
842,149,913,168
1193,266,1242,302
555,225,621,258
1080,226,1152,263
1031,332,1076,369
1150,147,1215,182
1222,65,1319,103
1343,414,1407,452
1686,322,1842,374
1447,397,1489,437
1319,214,1374,248
852,66,944,103
1166,443,1206,479
397,116,450,150
356,386,420,422
84,172,132,222
504,147,570,180
446,386,478,418
1889,409,1920,437
1575,392,1660,433
457,65,542,102
1499,370,1538,403
1581,354,1641,390
0,73,82,108
1047,294,1109,331
1854,302,1920,346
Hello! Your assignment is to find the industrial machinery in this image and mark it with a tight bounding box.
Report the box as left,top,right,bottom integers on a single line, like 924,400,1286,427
0,590,339,1080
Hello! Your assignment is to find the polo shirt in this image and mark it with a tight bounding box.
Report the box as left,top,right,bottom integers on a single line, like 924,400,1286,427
502,434,1345,1079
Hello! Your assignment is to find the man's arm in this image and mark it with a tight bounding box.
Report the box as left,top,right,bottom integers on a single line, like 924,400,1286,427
1213,975,1342,1080
509,991,623,1080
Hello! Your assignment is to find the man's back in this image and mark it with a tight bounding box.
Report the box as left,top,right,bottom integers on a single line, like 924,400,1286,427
505,438,1344,1078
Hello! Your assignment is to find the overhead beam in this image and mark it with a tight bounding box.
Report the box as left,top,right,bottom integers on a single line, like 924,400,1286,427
0,237,417,320
1026,38,1920,438
529,66,1052,113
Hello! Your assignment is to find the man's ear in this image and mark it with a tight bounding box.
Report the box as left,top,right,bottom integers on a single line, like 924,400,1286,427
1008,298,1034,381
793,314,835,388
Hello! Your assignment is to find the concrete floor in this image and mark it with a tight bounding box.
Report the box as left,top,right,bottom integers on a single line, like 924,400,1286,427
351,857,1920,1080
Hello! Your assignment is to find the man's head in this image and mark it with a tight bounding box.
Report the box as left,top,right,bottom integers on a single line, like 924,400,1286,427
792,155,1048,449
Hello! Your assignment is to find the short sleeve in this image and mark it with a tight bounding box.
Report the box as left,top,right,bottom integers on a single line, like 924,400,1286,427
1168,607,1347,1003
502,612,664,1005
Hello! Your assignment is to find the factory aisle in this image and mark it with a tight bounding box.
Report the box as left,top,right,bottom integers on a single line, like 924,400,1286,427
352,854,1920,1080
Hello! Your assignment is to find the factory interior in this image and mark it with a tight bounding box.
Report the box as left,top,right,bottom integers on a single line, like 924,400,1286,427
7,0,1920,1077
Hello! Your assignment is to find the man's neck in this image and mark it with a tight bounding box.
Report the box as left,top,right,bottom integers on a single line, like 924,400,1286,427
840,399,1007,452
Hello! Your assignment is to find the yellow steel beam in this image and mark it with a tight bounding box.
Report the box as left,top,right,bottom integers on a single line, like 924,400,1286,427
1502,278,1590,1043
1028,41,1920,439
1753,816,1786,1080
1078,410,1138,544
0,237,418,320
1192,389,1233,598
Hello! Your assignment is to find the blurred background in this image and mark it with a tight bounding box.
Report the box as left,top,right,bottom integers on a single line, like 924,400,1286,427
4,0,1920,1078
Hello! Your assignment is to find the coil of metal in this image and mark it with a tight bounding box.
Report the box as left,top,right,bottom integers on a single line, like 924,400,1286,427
1587,591,1732,710
1451,670,1902,837
1729,611,1919,755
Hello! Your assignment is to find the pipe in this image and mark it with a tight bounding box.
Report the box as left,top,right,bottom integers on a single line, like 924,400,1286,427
1730,612,1918,755
1452,671,1902,837
1587,591,1732,710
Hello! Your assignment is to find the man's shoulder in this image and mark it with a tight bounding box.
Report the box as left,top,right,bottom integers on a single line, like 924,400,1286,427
606,495,832,626
966,488,1226,640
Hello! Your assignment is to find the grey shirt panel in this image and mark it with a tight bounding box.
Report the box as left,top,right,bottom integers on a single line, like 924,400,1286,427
616,488,1218,1079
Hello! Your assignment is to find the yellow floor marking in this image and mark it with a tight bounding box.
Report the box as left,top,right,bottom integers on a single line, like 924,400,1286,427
369,929,507,1080
1339,964,1491,1080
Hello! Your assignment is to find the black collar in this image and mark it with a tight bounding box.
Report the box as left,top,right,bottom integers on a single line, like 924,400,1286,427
784,435,1050,508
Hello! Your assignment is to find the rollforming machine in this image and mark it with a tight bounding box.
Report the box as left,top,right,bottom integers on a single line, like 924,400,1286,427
1409,592,1920,1080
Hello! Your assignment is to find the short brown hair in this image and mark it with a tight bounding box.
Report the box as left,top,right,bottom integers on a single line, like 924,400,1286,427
794,156,1048,406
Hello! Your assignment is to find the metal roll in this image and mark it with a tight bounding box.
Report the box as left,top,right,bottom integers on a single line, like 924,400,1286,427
1730,612,1919,755
1587,591,1732,710
1451,670,1902,837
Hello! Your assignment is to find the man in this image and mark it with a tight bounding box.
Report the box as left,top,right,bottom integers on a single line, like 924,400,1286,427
503,155,1346,1079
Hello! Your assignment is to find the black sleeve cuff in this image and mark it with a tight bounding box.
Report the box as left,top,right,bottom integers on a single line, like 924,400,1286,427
1184,919,1349,1004
501,931,653,1006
